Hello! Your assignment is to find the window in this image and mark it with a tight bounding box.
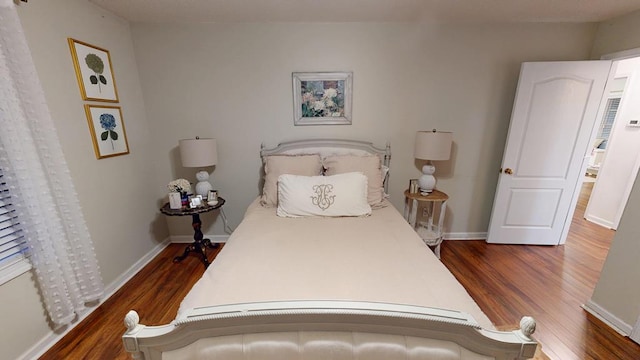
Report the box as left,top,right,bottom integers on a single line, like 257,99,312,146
0,168,31,285
595,97,621,148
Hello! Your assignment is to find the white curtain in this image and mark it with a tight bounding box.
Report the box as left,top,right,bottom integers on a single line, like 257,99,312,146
0,1,104,327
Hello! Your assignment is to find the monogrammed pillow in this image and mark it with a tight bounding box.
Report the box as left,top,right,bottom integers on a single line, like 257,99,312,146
276,172,371,218
261,154,323,207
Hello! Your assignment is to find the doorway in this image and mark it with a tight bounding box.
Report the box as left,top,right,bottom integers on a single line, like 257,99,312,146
582,55,640,231
486,60,611,245
487,49,640,246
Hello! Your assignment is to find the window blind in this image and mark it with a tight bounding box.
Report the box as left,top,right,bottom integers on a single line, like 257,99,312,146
0,168,31,285
597,98,621,142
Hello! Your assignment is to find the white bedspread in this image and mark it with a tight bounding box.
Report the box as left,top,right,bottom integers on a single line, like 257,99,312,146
177,199,493,329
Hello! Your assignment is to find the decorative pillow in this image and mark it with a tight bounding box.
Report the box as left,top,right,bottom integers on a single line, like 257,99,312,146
261,154,323,207
276,173,372,218
323,155,384,206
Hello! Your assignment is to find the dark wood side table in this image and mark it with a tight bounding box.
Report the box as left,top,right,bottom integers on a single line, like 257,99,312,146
160,197,225,268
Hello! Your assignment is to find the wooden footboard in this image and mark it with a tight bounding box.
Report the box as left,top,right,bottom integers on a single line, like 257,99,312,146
123,301,537,360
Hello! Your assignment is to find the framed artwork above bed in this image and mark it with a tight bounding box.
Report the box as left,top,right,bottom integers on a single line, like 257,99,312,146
292,72,352,126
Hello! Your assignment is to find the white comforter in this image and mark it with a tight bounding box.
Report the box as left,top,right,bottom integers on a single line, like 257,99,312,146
177,199,493,329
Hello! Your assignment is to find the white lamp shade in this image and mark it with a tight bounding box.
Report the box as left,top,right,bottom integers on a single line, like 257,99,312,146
179,138,218,167
414,131,452,161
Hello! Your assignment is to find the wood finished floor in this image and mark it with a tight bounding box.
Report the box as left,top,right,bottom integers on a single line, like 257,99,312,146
39,182,640,359
441,182,640,360
39,245,223,359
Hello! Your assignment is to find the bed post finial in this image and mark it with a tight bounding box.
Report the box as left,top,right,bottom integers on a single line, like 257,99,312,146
518,316,536,339
125,310,141,333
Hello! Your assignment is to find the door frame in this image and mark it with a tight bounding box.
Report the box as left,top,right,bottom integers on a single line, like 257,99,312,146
584,46,640,342
585,48,640,231
557,63,618,244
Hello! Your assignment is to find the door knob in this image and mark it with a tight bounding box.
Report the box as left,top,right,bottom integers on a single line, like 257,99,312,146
504,168,513,175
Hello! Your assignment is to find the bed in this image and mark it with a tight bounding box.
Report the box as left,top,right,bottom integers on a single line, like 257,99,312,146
123,139,537,359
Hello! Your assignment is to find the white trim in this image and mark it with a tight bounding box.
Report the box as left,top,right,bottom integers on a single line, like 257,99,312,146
443,232,487,241
601,47,640,61
582,300,632,336
102,238,172,297
0,258,31,286
630,315,640,344
170,234,230,243
614,143,640,229
584,214,615,229
17,238,171,360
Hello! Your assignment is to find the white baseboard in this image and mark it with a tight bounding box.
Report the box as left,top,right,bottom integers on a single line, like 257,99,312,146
582,299,632,336
19,238,172,360
103,238,172,297
584,215,614,230
170,234,230,243
444,232,487,240
630,315,640,344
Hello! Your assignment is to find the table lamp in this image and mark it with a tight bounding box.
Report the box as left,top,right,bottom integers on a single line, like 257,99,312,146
179,137,218,197
414,130,452,194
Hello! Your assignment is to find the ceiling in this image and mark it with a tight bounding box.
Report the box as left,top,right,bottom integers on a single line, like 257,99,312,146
89,0,640,24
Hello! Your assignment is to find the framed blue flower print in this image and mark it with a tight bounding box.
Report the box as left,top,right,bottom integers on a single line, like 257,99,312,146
292,72,352,126
84,105,130,159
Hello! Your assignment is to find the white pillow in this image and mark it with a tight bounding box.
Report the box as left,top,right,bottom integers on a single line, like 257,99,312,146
277,172,372,218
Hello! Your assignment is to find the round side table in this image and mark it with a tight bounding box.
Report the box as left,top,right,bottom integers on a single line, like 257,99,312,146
160,197,225,268
403,190,448,259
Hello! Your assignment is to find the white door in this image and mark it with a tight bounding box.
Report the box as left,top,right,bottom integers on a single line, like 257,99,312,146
487,61,611,245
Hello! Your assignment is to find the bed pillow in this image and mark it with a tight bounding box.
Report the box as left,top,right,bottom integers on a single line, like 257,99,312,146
261,154,323,207
277,172,372,218
323,155,384,206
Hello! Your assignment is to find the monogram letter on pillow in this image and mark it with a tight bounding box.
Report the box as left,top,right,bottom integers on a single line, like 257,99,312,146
277,172,372,218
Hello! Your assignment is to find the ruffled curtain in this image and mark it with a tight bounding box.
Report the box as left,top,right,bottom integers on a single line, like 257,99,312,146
0,1,104,327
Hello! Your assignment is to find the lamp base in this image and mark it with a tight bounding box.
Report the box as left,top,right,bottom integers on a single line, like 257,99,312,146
194,170,213,197
418,163,436,195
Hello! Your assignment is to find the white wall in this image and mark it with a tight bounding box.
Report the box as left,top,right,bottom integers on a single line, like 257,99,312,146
0,1,164,359
586,57,640,229
588,9,640,335
130,21,596,238
591,10,640,59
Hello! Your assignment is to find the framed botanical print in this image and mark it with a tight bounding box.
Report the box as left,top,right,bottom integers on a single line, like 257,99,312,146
68,38,119,102
84,105,130,159
292,72,352,126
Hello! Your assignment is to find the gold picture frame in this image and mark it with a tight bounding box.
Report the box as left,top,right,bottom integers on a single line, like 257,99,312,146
68,38,119,102
84,105,130,159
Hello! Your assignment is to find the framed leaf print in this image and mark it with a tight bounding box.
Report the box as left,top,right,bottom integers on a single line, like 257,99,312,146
84,105,130,159
68,38,119,102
